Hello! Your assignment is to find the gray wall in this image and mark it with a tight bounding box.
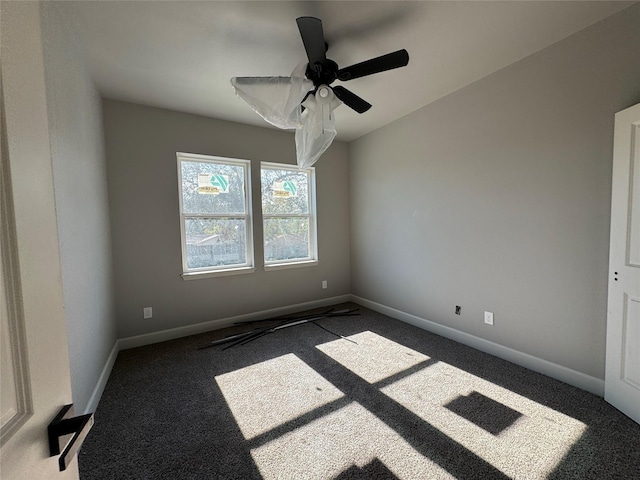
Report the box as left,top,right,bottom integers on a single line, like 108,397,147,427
40,2,116,412
103,100,351,339
349,5,640,379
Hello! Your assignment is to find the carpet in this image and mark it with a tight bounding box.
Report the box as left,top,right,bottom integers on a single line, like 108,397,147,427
79,303,640,479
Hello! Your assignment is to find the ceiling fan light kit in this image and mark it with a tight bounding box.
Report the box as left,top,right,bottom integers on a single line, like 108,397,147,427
296,83,341,169
231,16,409,168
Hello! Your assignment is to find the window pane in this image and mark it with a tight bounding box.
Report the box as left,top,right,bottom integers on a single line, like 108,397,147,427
184,217,246,269
264,217,310,262
182,161,246,215
261,168,309,215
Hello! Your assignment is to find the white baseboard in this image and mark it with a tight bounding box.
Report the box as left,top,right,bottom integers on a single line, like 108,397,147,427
87,295,352,413
351,295,605,397
84,340,120,414
87,293,604,415
118,294,353,351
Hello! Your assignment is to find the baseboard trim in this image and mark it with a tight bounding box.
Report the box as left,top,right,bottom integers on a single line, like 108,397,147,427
84,340,120,414
87,294,604,415
119,294,353,351
351,295,605,396
87,295,352,413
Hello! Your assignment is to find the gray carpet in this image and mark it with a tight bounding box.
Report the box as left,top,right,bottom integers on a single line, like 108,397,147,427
79,303,640,479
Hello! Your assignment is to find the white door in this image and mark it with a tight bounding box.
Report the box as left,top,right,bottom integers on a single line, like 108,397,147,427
605,103,640,425
1,2,79,478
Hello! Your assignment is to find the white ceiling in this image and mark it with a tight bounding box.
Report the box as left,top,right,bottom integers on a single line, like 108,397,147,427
71,1,634,141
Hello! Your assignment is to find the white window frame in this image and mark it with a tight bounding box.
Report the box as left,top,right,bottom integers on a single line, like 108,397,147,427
177,152,254,279
261,162,317,270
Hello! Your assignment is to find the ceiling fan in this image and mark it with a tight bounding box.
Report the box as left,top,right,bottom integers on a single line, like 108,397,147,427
231,17,410,168
294,16,409,114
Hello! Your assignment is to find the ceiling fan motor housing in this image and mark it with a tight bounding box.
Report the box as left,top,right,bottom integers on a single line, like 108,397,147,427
305,59,338,87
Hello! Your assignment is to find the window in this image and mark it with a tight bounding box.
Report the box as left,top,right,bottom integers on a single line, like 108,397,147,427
261,162,317,268
177,153,253,278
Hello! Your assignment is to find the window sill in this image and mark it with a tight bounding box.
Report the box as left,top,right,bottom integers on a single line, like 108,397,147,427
181,266,255,280
263,260,318,271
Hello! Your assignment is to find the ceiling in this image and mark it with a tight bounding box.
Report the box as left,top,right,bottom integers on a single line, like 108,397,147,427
71,1,634,141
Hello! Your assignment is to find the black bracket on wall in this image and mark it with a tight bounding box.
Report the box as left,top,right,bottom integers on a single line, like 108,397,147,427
48,404,94,471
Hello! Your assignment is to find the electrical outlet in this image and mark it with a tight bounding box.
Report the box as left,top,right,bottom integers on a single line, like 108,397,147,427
322,280,328,289
484,311,494,325
143,307,153,319
455,305,461,315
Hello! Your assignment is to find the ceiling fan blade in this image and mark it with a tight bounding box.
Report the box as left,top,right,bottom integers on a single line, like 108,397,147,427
231,76,289,86
296,17,327,69
332,86,372,114
337,49,409,81
231,76,313,130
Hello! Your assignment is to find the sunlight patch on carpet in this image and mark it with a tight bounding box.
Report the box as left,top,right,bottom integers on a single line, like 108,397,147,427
380,361,587,478
215,353,344,439
316,330,430,383
250,402,455,480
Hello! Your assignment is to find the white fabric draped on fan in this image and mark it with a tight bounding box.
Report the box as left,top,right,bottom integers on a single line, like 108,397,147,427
231,63,341,169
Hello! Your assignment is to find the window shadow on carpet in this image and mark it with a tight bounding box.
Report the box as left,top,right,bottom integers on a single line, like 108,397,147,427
443,391,523,435
332,458,400,480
